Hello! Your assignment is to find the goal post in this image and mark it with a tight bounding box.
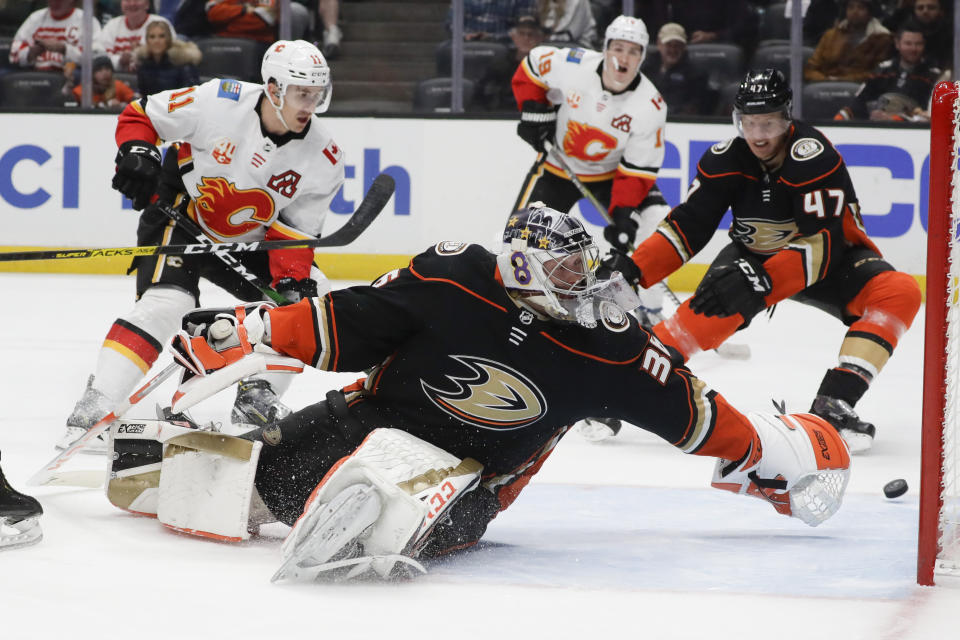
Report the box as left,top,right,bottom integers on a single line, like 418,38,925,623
920,80,960,586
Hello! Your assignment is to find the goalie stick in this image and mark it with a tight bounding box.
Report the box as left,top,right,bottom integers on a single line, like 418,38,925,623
545,146,751,360
27,362,180,488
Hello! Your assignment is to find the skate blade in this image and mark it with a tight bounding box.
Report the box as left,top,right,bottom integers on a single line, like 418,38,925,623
0,516,42,550
272,485,381,583
840,429,873,454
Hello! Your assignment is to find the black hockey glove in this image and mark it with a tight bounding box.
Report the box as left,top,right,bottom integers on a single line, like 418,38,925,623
603,206,639,253
689,258,772,319
274,277,319,304
112,140,161,210
517,100,558,152
597,250,642,286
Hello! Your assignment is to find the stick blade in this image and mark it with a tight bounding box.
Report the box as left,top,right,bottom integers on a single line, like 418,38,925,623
316,174,395,248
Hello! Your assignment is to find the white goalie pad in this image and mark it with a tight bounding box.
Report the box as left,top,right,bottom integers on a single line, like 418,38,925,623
170,350,304,415
157,431,262,541
106,418,203,516
711,412,851,527
272,428,483,582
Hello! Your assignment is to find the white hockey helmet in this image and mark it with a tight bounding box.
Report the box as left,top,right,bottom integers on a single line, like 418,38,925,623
261,39,332,114
604,15,649,64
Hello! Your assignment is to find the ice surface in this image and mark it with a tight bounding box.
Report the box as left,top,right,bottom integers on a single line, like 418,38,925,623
0,272,956,640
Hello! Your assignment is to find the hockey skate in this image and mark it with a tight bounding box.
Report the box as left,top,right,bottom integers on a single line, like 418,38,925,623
575,417,623,442
712,412,851,526
810,395,876,454
0,458,42,550
58,375,113,454
272,484,422,582
230,379,291,428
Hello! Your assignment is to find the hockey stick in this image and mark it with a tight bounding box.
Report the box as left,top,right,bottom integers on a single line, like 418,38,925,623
28,361,180,487
155,173,395,305
546,145,751,360
0,176,394,263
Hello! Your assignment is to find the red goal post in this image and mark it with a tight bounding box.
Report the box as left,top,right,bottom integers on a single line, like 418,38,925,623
920,81,960,586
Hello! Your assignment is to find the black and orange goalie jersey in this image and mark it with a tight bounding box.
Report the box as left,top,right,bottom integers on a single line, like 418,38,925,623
634,121,879,303
266,242,741,477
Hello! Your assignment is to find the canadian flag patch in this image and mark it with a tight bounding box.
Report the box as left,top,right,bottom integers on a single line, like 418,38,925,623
322,140,341,165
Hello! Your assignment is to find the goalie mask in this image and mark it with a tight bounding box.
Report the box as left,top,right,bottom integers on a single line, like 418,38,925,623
497,204,640,328
261,40,332,126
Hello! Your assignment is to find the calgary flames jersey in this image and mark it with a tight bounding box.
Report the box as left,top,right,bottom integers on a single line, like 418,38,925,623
117,78,344,246
633,121,880,302
513,45,667,207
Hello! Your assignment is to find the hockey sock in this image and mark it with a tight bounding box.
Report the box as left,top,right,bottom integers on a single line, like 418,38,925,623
653,303,743,360
691,394,759,462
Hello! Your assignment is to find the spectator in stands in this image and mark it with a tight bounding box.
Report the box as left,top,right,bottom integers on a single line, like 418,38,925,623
641,22,714,116
9,0,103,74
318,0,341,59
637,1,758,48
804,0,893,82
834,20,939,121
537,0,596,49
206,0,277,44
460,0,537,43
98,0,176,72
909,0,951,69
509,14,548,61
135,19,200,96
803,0,842,45
71,54,135,108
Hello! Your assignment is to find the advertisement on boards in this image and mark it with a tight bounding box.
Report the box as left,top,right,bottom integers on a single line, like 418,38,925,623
0,113,933,281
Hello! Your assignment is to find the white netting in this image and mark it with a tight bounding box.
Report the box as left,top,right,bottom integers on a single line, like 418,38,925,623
938,87,960,579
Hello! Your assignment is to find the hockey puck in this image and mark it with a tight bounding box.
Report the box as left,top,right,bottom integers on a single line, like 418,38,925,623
883,478,908,499
209,319,234,341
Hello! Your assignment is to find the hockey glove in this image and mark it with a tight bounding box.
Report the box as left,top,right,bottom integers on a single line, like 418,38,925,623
597,250,642,286
603,206,640,252
171,303,275,377
689,258,771,319
517,101,558,153
112,140,162,210
274,277,319,304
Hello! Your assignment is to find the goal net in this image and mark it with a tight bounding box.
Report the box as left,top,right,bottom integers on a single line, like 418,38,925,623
920,81,960,586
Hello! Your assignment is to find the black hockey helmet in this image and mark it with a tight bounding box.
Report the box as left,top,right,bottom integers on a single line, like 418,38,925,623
734,68,792,117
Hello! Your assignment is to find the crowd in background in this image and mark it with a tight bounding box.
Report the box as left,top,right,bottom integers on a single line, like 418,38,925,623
0,0,954,121
1,0,339,109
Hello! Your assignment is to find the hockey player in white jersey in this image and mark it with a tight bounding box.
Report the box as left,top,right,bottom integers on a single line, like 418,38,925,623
59,39,345,453
511,15,671,440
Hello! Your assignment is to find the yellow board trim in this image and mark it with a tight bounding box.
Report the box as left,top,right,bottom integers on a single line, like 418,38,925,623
0,246,928,300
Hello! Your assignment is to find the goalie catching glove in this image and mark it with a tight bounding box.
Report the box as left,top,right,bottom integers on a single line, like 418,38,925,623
690,257,771,320
171,303,275,377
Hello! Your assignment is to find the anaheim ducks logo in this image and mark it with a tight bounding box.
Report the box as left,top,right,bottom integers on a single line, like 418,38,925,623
731,218,799,254
422,355,547,430
562,120,618,162
193,176,275,237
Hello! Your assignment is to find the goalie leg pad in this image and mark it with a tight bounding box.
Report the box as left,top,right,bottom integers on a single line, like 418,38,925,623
711,412,851,527
275,428,483,581
107,418,200,515
157,431,262,541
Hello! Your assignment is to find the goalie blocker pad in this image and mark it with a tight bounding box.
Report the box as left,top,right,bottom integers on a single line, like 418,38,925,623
274,428,483,582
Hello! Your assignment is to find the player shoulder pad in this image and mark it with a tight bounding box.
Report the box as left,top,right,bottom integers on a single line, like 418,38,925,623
781,122,842,184
696,136,750,178
409,243,495,286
